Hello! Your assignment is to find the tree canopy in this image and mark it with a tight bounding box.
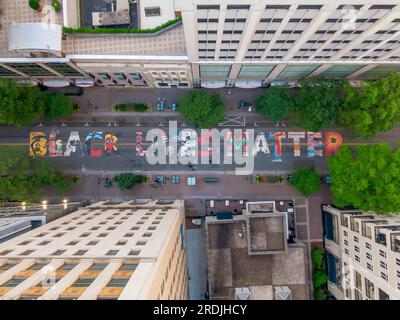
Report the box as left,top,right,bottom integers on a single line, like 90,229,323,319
0,79,74,126
289,168,321,196
328,143,400,215
0,79,45,126
113,173,147,191
178,91,225,128
255,86,294,121
0,146,71,202
294,78,346,131
341,73,400,138
43,92,74,121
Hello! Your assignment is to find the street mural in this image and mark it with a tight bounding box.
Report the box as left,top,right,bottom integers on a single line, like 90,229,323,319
28,128,343,161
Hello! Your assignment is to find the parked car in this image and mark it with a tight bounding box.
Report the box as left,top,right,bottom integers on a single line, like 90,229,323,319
171,103,178,111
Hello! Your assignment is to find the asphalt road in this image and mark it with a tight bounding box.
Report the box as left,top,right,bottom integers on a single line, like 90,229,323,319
0,125,333,174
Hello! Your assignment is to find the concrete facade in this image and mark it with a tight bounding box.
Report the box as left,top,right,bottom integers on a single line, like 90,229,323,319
322,205,400,300
0,200,188,300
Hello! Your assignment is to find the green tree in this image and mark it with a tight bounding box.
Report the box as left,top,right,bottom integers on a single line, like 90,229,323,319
294,78,346,131
312,248,325,269
255,86,294,121
328,144,400,215
43,92,74,121
314,288,328,300
341,73,400,138
313,270,328,288
289,168,321,196
113,173,147,191
0,147,70,202
178,91,225,128
0,79,45,126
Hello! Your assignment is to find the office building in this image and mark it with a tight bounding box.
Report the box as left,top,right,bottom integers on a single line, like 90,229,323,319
323,204,400,300
2,1,400,89
0,200,188,300
205,201,309,300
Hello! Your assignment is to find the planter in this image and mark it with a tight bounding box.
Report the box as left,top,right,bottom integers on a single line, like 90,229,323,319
114,103,150,112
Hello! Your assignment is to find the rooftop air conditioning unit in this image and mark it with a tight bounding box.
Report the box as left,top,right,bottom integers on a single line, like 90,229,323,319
274,286,292,300
235,287,251,300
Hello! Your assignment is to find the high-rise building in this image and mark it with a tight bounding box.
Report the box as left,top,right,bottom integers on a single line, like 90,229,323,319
176,0,400,88
2,1,400,89
322,205,400,300
0,200,188,300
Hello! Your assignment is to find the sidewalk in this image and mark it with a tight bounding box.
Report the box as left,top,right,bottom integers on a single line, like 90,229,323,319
55,86,266,115
44,174,332,202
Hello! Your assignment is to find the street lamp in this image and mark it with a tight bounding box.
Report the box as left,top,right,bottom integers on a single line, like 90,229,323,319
22,202,26,211
63,199,68,209
42,200,48,210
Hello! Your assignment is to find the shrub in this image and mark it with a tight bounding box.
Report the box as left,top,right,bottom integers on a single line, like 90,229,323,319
113,173,147,191
289,168,320,197
114,103,132,111
52,0,61,12
28,0,41,11
63,17,182,34
134,103,150,112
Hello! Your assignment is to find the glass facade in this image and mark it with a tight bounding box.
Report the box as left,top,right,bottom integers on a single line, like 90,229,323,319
319,65,365,78
8,64,54,77
46,63,83,77
200,65,231,78
360,65,400,78
238,64,275,78
277,64,320,80
0,66,19,77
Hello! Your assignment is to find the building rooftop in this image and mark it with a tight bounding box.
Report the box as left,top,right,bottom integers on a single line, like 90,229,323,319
0,0,187,58
205,201,308,300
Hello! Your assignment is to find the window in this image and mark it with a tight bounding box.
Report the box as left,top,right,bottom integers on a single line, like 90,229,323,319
20,250,34,256
136,241,147,246
397,270,400,278
60,263,77,270
366,242,371,250
354,245,359,253
3,278,26,287
343,231,348,237
397,258,400,266
106,250,119,256
52,250,66,256
344,248,349,255
354,236,359,243
145,7,160,16
129,250,141,256
120,264,137,271
381,272,388,281
88,240,99,245
367,263,373,271
91,263,108,270
344,239,349,246
75,250,88,256
366,252,372,260
379,250,387,258
72,278,95,287
107,278,129,287
355,255,360,262
380,261,387,270
365,278,375,299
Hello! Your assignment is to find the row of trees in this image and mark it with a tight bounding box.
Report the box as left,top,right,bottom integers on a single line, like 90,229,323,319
0,146,71,202
256,74,400,138
288,143,400,215
0,80,74,126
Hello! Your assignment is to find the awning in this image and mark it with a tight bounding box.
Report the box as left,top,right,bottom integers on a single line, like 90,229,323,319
43,79,71,88
8,23,62,52
75,79,95,87
200,80,226,88
235,80,262,88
